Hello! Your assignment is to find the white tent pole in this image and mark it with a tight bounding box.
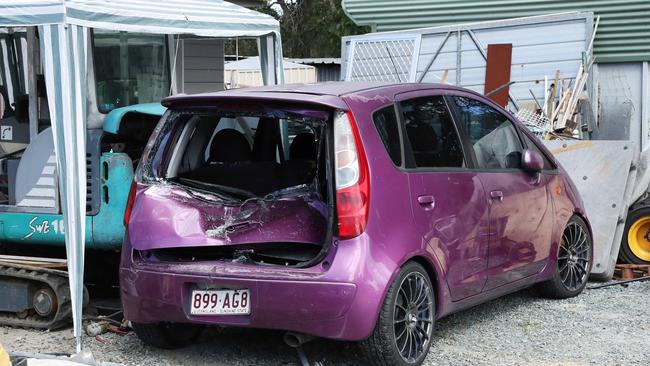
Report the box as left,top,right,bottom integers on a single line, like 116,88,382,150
274,31,285,84
169,34,180,96
39,23,88,353
257,36,269,85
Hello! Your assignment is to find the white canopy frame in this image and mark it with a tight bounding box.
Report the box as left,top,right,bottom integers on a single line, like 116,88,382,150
0,0,284,353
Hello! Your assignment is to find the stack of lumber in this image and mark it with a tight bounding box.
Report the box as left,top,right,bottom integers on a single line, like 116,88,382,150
517,17,599,140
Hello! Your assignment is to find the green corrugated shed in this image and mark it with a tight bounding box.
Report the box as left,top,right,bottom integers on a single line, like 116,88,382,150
342,0,650,63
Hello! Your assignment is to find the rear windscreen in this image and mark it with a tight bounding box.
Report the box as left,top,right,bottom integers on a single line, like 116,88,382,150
137,105,330,199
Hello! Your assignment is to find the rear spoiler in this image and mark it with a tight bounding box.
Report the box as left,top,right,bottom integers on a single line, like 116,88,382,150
162,91,349,111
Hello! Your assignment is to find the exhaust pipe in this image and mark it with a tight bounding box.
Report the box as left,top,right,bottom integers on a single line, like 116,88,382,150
283,332,316,348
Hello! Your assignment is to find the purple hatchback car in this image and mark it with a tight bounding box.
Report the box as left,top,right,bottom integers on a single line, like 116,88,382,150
120,83,592,365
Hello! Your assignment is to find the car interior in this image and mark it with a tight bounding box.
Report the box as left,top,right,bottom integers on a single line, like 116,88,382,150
163,112,328,199
140,109,333,267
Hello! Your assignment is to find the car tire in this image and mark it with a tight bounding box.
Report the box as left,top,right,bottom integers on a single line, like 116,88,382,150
131,322,204,349
619,207,650,264
536,216,592,299
358,261,435,366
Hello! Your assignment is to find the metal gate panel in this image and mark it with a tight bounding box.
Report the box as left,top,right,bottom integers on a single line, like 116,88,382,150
346,35,421,83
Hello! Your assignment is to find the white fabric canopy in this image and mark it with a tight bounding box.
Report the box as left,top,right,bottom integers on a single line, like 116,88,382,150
0,0,279,36
0,0,283,353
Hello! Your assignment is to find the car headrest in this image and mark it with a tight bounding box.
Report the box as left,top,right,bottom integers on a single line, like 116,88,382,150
290,133,316,161
406,121,438,152
209,129,252,163
252,117,280,162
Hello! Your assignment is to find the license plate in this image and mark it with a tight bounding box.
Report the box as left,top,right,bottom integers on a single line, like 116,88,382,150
190,289,250,315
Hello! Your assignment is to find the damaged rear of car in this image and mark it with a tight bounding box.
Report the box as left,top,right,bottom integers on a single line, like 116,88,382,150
129,101,334,267
120,89,375,349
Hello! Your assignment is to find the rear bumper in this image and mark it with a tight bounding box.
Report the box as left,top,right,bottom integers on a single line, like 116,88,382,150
120,267,358,338
120,235,392,340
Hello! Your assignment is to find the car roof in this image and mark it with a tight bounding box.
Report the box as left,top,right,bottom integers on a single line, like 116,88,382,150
231,82,395,96
162,82,471,110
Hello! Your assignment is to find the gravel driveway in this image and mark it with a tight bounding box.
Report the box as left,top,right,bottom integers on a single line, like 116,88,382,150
1,282,649,365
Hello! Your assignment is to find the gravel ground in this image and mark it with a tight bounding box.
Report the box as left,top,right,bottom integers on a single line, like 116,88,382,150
1,282,649,365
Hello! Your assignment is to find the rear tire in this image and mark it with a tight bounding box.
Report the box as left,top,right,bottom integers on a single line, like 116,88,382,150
358,262,435,366
619,207,650,264
537,216,592,299
131,322,204,349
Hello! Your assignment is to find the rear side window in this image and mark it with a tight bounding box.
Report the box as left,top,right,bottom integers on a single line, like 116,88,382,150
451,96,523,170
400,96,464,168
372,106,402,166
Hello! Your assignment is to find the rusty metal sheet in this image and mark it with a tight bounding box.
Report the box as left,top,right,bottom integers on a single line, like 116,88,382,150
484,44,512,107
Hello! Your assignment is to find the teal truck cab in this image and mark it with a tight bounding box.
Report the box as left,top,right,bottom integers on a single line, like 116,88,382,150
0,104,165,249
0,30,168,251
0,30,168,329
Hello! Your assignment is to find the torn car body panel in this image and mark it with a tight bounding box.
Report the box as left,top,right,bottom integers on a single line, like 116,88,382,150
128,184,328,250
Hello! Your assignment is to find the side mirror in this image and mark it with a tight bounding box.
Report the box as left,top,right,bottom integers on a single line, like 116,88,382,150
522,149,544,173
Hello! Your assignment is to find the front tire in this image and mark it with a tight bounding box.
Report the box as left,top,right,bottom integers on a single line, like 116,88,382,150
537,216,592,299
359,262,435,366
131,322,204,349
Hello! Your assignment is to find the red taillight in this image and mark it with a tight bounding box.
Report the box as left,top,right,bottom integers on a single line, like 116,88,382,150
123,181,137,227
334,110,370,239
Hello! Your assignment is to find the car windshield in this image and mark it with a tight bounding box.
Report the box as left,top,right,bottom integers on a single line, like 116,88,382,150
138,105,329,201
93,30,170,114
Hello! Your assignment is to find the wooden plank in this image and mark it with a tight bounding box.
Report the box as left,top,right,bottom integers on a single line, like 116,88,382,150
0,255,67,269
547,70,560,117
483,43,512,107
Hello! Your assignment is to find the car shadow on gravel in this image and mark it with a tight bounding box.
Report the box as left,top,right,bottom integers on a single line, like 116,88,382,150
432,288,540,336
176,327,359,365
149,288,542,365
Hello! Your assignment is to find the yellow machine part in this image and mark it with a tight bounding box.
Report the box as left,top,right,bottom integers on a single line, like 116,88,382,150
627,216,650,262
0,343,10,366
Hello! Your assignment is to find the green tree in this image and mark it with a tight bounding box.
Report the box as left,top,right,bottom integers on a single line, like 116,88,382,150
259,0,368,58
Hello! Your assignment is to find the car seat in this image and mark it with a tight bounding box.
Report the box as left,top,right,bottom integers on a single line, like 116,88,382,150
283,132,317,188
209,129,252,163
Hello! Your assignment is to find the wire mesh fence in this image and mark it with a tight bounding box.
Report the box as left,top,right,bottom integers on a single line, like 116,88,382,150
347,38,418,83
516,108,551,139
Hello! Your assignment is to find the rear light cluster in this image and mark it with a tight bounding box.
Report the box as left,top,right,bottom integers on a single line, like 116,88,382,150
123,181,137,227
334,110,370,239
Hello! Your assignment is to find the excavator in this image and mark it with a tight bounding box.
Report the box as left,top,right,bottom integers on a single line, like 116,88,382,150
0,27,166,329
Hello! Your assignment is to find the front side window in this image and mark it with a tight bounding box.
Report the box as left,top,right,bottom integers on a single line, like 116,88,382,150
451,96,523,170
93,30,170,113
400,96,464,169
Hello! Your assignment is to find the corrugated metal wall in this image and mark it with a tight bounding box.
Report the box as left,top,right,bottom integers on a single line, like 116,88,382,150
342,13,590,106
342,0,650,63
316,65,341,82
175,39,225,94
